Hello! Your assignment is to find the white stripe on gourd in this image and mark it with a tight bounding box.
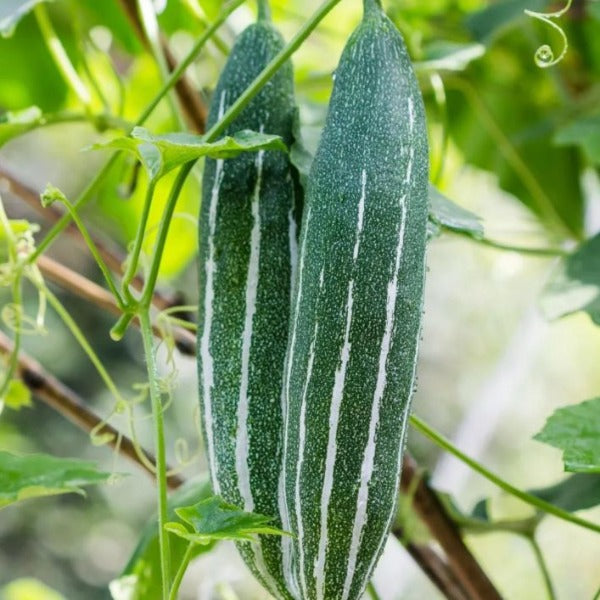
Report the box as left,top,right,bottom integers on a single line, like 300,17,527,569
197,8,299,599
282,0,428,597
200,90,227,496
236,142,265,514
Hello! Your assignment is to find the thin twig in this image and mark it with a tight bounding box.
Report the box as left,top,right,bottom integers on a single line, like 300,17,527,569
0,167,192,317
399,454,503,600
36,254,196,355
0,330,184,490
117,0,207,132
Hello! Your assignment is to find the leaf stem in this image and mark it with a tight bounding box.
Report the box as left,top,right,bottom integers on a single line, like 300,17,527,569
529,536,557,600
366,581,382,600
121,180,157,303
140,163,194,308
139,309,171,599
474,236,567,257
410,414,600,535
57,196,126,308
168,541,195,600
28,154,120,264
0,196,23,399
204,0,345,143
446,230,568,257
41,286,126,406
135,0,247,128
33,3,93,110
137,0,186,130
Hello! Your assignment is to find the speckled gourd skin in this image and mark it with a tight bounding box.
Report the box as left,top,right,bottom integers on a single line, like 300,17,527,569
197,17,300,600
281,2,428,599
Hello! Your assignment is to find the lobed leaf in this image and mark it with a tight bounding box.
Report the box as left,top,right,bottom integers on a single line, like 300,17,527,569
115,478,213,600
166,496,289,545
540,232,600,324
0,451,111,508
534,398,600,473
428,186,484,239
92,127,288,181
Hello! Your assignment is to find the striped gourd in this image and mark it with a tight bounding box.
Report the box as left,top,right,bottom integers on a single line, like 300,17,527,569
197,3,299,598
281,0,429,598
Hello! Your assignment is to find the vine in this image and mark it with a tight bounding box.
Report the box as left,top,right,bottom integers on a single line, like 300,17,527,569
525,0,573,68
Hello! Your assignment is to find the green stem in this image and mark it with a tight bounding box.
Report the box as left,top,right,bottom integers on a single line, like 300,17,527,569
204,0,345,143
27,1,243,263
0,278,22,400
447,230,568,257
409,414,600,535
121,180,157,303
28,154,120,264
33,3,93,110
474,236,568,257
139,309,171,599
529,536,556,600
257,0,271,21
445,76,575,240
0,197,23,399
366,581,382,600
137,0,186,130
41,287,126,405
58,198,126,308
138,0,345,306
140,163,194,308
168,542,195,600
135,0,247,128
429,72,448,186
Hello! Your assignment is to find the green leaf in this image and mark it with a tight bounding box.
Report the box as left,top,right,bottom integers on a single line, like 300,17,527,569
529,473,600,513
0,106,43,147
1,578,66,600
92,127,288,181
534,397,600,473
0,451,111,508
0,0,50,37
428,186,484,238
417,41,486,72
165,496,289,545
115,478,213,600
554,115,600,165
540,232,600,324
0,379,32,412
446,41,585,237
466,0,549,42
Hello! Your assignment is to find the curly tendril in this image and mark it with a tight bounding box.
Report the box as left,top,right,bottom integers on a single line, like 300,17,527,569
524,0,573,68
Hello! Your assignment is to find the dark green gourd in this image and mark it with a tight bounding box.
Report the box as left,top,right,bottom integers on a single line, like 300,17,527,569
197,3,299,597
281,0,429,598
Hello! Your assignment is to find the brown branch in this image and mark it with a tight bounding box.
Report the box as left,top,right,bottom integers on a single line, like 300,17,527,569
36,254,196,356
0,331,184,490
0,166,186,315
395,529,470,600
117,0,207,133
399,454,503,600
